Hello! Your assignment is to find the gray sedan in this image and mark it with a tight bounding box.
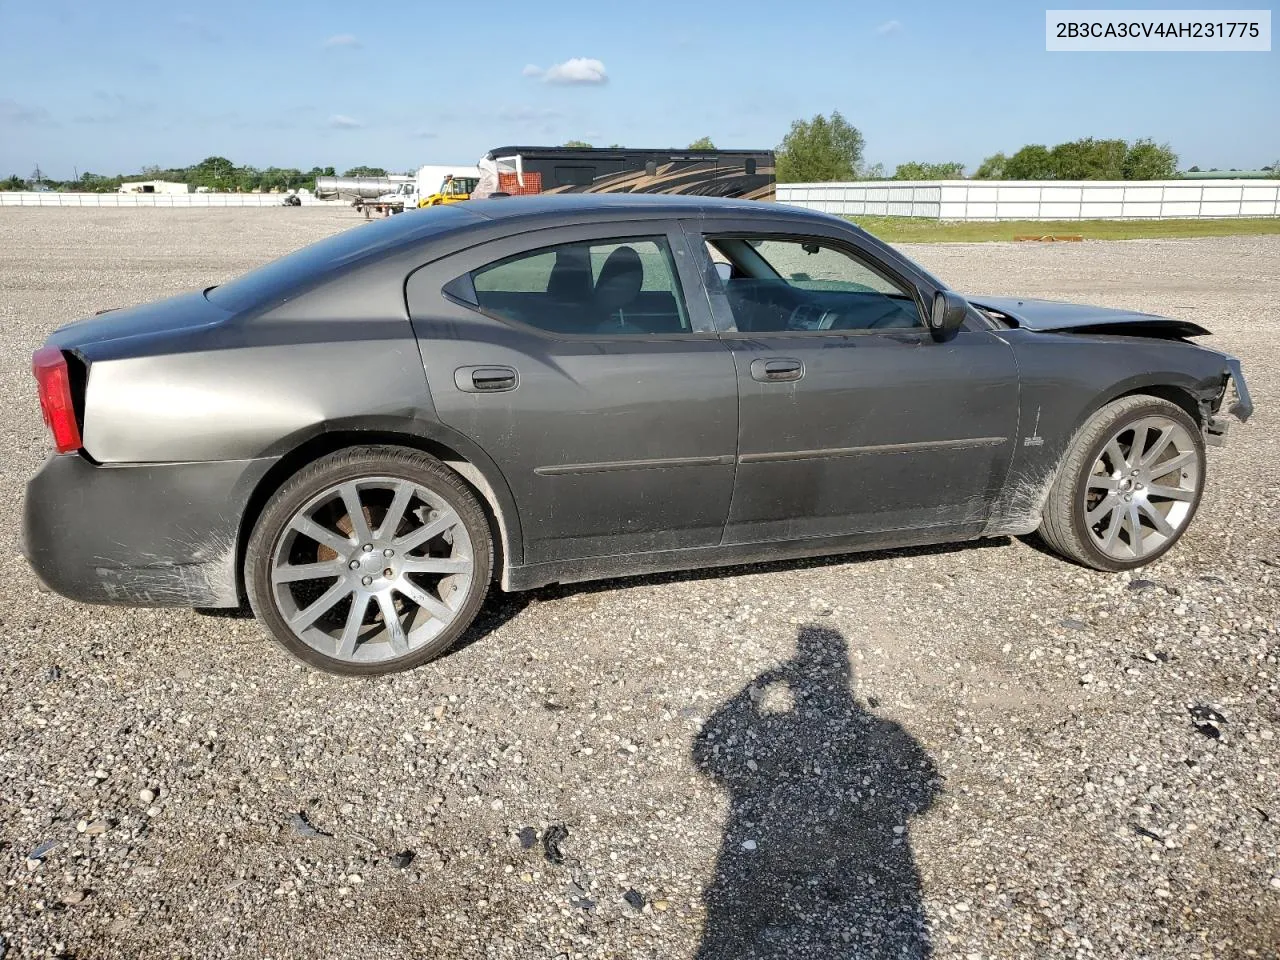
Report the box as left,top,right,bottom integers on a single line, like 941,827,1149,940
22,195,1253,674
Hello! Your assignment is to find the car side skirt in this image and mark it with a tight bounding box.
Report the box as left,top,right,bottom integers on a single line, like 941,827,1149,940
504,520,987,591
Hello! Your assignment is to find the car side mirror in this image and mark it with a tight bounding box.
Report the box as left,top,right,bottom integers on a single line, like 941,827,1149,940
930,290,968,338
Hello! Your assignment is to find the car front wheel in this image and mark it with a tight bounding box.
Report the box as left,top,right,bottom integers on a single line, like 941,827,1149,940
245,446,493,675
1039,395,1206,571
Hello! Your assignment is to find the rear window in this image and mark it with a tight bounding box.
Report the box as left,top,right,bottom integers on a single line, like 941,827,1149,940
206,205,478,313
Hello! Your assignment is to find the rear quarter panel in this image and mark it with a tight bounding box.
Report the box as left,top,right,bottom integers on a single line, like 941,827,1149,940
79,320,432,463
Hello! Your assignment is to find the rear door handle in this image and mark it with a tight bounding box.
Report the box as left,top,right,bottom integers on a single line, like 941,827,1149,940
454,365,519,393
750,358,804,383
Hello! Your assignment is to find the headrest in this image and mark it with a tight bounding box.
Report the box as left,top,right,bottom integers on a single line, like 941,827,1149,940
594,246,644,313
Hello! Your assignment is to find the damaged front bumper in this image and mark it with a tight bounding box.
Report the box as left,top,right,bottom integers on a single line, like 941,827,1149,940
21,453,276,608
1205,356,1253,446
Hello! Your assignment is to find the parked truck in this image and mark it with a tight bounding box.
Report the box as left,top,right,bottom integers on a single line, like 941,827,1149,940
362,165,480,215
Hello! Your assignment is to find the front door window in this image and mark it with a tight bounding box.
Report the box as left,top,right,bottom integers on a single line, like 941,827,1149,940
708,236,923,333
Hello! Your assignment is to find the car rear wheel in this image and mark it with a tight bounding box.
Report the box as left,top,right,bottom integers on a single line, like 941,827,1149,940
1039,395,1205,571
245,446,493,675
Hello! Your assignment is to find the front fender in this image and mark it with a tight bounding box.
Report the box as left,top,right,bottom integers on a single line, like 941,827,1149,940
983,330,1241,537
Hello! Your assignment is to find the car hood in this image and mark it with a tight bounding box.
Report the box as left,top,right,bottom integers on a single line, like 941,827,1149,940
968,295,1210,338
45,290,231,355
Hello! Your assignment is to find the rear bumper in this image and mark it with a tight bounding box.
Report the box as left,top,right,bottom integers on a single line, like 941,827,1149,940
21,453,276,608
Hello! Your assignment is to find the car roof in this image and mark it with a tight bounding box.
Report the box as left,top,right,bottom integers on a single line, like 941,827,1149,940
462,192,838,226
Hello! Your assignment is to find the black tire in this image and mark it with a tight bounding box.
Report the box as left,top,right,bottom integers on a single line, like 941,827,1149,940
245,446,493,676
1039,395,1205,572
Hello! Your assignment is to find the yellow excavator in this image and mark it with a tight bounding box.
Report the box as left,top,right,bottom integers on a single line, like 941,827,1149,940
418,174,480,208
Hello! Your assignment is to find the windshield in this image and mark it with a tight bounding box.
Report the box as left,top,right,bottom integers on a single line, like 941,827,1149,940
205,205,478,313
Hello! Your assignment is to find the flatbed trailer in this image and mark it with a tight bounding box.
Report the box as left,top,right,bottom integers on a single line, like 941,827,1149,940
353,197,403,218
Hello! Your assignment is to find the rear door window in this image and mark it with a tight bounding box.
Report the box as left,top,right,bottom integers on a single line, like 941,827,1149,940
463,236,693,336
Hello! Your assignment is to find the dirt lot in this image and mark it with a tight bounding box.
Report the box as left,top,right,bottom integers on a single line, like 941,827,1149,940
1,208,1277,960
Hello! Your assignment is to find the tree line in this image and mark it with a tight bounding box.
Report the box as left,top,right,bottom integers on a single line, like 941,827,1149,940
773,112,1185,182
0,157,402,193
5,126,1271,192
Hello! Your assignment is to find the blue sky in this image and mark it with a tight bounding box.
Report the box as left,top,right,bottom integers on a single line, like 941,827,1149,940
1,0,1276,179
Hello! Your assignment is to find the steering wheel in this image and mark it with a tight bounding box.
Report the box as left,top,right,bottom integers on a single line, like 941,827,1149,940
786,304,838,331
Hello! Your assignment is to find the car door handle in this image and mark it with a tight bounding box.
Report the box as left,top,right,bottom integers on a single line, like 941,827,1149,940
750,358,804,382
454,365,519,393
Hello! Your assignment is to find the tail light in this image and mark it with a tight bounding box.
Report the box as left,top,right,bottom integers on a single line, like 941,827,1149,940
32,346,83,453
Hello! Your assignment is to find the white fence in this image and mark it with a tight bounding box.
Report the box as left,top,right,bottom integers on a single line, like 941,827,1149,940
777,179,1280,221
8,181,1280,220
0,191,329,207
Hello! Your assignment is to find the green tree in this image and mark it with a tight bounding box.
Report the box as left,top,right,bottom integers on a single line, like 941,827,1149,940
775,111,865,183
1123,139,1178,179
1049,138,1126,179
342,165,387,177
303,166,335,191
972,153,1007,179
258,167,283,190
1,174,25,190
560,140,592,148
981,139,1178,181
190,156,236,190
79,172,121,192
892,161,965,180
1003,144,1055,179
235,165,263,192
688,136,716,150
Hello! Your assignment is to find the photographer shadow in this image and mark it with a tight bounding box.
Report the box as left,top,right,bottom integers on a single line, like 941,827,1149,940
692,625,939,959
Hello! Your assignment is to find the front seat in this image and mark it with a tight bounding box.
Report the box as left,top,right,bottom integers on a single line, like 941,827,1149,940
593,246,645,333
544,246,594,333
547,246,593,301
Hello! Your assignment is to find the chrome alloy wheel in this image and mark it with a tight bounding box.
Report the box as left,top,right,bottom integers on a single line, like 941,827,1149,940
270,477,475,664
1082,416,1201,562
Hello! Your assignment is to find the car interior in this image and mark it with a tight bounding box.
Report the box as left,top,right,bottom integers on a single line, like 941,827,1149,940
709,237,923,332
467,235,922,336
471,240,690,336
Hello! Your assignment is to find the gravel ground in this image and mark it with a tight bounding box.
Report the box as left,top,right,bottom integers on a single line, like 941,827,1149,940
1,208,1277,960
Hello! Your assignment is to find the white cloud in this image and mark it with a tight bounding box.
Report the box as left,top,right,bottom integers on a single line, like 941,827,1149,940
524,57,609,86
874,19,902,35
328,114,363,129
324,34,361,48
545,57,609,85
